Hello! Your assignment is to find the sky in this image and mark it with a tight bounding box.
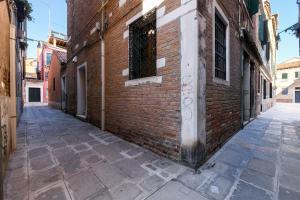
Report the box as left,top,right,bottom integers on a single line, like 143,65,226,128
271,0,299,64
26,0,298,64
27,0,67,59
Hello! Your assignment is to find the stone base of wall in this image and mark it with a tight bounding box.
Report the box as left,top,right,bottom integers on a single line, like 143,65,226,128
0,96,12,175
48,101,62,110
276,99,293,103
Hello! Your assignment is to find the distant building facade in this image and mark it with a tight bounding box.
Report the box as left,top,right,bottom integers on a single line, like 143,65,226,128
276,58,300,103
36,31,67,103
65,0,278,167
48,50,67,109
24,58,44,103
25,58,37,79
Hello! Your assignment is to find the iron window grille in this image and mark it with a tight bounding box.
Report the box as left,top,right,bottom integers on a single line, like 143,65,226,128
129,9,157,80
215,13,227,80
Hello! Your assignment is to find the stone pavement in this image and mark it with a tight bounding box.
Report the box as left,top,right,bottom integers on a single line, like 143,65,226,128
4,103,300,200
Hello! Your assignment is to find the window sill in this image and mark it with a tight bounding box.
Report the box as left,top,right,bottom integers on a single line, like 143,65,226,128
213,77,230,86
125,76,163,87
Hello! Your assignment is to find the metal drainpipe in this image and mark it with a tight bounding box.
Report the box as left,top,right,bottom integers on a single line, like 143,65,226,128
239,0,245,127
100,0,106,131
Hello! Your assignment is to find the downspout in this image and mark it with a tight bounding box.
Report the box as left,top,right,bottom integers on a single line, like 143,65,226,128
100,0,105,130
239,0,245,127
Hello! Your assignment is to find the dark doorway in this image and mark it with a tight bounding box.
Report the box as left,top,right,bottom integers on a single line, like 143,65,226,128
250,64,255,118
295,91,300,103
29,88,41,102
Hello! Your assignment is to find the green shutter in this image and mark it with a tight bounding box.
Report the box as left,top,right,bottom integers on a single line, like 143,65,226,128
246,0,259,16
259,15,264,42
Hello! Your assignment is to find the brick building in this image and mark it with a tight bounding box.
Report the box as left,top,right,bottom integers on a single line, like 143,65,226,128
36,31,67,103
65,0,278,167
48,50,67,109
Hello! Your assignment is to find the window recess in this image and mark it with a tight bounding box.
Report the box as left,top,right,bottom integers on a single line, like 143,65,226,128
129,9,157,80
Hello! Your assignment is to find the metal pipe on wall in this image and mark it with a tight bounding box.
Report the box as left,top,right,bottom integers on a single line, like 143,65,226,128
100,0,106,131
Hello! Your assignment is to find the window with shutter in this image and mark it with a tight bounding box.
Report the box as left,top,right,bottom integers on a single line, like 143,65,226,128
245,0,259,16
282,73,288,79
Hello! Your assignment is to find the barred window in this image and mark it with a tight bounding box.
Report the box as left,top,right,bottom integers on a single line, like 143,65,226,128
129,10,156,80
215,13,227,80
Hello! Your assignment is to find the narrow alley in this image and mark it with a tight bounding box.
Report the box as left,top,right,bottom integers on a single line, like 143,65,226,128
4,103,300,200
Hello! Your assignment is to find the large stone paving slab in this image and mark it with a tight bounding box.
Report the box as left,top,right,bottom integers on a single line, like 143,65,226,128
146,180,208,200
4,103,300,200
91,162,128,189
66,170,105,200
230,181,273,200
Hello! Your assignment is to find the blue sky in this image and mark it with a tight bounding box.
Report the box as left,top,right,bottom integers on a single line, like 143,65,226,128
272,0,299,63
27,0,67,58
26,0,298,63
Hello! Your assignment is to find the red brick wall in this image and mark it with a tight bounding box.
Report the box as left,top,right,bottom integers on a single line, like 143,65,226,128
199,0,242,155
66,0,250,162
48,53,62,109
66,0,103,126
105,3,182,160
66,0,182,159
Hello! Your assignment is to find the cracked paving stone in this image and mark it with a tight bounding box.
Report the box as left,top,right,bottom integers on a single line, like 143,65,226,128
111,182,142,200
140,175,165,192
198,175,234,200
114,159,148,182
30,154,55,171
91,162,127,189
146,180,207,200
177,169,210,190
34,186,69,200
93,143,123,162
85,154,102,164
279,174,300,192
66,170,105,200
217,148,250,168
28,147,49,159
30,167,63,192
278,186,300,200
134,151,159,164
74,143,89,151
247,158,276,177
240,169,274,192
154,159,173,169
230,181,273,200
